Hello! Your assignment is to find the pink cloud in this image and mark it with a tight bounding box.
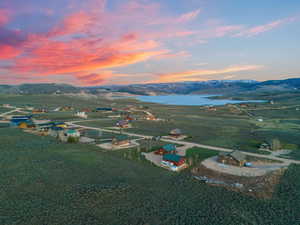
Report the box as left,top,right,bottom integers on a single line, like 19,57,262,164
234,17,297,37
49,11,94,37
0,44,21,59
14,35,165,75
177,9,201,23
155,51,191,60
0,9,10,26
149,8,201,25
1,0,173,84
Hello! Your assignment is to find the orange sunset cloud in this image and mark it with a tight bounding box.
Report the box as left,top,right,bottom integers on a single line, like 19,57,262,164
154,65,264,83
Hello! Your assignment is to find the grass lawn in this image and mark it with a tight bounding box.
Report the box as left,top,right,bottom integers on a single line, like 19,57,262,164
79,119,119,128
185,147,220,167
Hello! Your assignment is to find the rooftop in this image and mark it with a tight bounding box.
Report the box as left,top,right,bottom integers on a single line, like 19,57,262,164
162,144,176,151
113,135,129,141
163,154,183,163
230,150,246,161
170,128,182,135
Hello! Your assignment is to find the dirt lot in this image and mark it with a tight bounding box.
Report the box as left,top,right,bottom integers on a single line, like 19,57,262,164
191,165,286,199
202,156,287,177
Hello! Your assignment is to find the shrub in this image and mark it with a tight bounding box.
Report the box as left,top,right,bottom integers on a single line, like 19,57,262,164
67,136,79,143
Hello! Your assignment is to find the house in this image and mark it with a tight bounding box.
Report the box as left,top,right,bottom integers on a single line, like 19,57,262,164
207,106,217,112
259,142,271,151
3,104,11,108
169,128,183,138
65,129,81,138
10,119,27,127
145,115,157,120
240,104,249,108
53,122,68,128
56,129,80,142
125,115,134,122
112,135,130,146
96,107,113,112
161,154,186,170
75,111,88,119
49,126,64,137
116,120,131,128
18,120,35,129
155,144,176,155
60,106,74,112
32,109,48,114
217,150,247,167
36,122,55,132
10,116,33,127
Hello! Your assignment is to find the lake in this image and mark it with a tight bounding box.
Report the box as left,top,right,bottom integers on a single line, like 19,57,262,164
136,95,265,106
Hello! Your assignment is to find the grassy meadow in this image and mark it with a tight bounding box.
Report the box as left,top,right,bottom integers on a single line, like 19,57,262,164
1,93,299,157
1,127,300,225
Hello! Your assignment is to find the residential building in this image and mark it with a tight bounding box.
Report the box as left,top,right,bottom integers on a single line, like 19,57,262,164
112,136,130,146
217,150,247,167
169,128,183,138
161,154,186,171
155,144,176,155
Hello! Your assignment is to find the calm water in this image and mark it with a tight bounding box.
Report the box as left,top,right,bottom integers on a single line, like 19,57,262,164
136,95,265,106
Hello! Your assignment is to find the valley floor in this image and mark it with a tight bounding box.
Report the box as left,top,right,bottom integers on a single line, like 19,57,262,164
0,92,300,225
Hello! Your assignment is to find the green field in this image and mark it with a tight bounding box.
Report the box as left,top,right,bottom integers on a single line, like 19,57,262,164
79,119,119,128
0,107,12,113
1,128,300,225
185,147,220,167
1,93,300,158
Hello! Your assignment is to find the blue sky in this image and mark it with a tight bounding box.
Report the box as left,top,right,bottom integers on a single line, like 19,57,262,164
0,0,299,85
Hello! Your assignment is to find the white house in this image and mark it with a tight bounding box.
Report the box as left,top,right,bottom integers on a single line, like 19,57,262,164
75,112,88,119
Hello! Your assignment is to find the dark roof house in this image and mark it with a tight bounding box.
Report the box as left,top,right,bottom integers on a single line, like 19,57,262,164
230,150,246,162
218,150,246,167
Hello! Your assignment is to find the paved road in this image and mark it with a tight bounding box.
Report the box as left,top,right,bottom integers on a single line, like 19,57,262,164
67,120,300,165
0,108,20,117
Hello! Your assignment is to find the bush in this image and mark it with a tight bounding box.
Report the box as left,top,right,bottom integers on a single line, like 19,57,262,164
67,136,79,143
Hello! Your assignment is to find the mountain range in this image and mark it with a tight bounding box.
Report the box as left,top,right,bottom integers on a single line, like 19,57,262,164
0,78,299,96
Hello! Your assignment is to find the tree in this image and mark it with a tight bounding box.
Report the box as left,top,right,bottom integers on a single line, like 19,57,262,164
271,138,281,151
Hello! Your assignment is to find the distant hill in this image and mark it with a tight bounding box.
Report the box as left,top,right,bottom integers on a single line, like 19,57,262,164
102,78,300,95
0,78,299,96
0,83,81,95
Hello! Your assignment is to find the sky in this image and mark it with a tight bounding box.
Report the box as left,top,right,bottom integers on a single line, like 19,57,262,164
0,0,299,86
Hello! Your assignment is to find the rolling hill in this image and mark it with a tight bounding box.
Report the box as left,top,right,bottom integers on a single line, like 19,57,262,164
0,78,299,96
